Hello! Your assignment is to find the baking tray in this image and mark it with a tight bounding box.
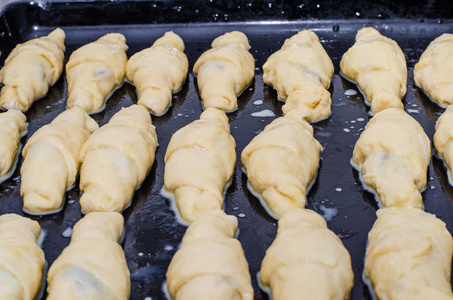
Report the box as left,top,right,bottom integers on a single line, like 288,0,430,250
0,1,452,299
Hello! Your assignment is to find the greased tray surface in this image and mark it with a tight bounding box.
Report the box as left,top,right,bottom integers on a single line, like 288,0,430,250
0,1,453,299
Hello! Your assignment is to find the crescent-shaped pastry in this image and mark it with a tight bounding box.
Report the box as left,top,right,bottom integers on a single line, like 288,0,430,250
79,104,158,213
0,28,65,111
351,108,430,209
241,110,322,219
162,107,236,224
47,212,130,300
260,208,353,300
365,208,453,299
21,106,98,214
166,210,253,300
340,27,407,114
126,31,188,116
193,31,255,112
434,105,453,185
66,33,128,114
263,30,334,123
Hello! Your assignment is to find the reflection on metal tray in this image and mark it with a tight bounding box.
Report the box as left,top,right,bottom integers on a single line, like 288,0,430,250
0,1,452,299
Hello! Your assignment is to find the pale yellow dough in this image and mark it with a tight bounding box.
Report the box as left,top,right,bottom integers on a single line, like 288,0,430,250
260,208,353,300
365,208,453,300
21,106,98,214
166,210,253,300
263,30,334,123
340,27,407,114
126,31,188,115
352,108,430,209
66,33,128,114
163,107,236,224
434,105,453,185
79,104,158,213
0,109,26,182
47,212,130,300
0,28,65,111
414,34,453,108
241,110,322,219
0,214,45,300
193,31,255,112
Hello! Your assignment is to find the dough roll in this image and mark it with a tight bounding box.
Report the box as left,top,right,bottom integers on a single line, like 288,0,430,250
66,33,128,114
414,33,453,108
0,109,26,183
0,28,65,111
340,27,407,114
163,107,236,224
0,213,45,300
260,208,353,300
365,208,453,299
47,212,130,300
21,106,98,214
241,110,322,219
126,31,188,116
263,30,334,123
193,31,255,112
166,210,253,300
434,105,453,185
79,104,158,213
352,108,430,209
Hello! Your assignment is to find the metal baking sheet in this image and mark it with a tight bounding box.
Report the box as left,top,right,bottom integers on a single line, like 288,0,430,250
0,1,452,299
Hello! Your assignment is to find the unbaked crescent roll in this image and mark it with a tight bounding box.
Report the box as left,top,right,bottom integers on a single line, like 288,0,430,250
263,30,334,123
47,212,130,300
365,208,453,299
414,34,453,108
0,28,65,111
66,33,128,114
79,104,158,213
126,31,189,116
434,105,453,185
351,108,430,209
0,109,26,183
241,110,322,219
340,27,407,114
260,208,353,300
21,106,98,214
0,213,45,300
166,210,253,300
193,31,255,112
162,107,236,224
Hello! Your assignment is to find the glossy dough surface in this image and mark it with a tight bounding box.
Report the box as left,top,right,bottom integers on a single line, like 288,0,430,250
263,30,334,123
260,208,353,300
126,31,188,116
166,210,253,300
340,27,407,114
352,108,430,209
193,31,255,112
0,28,65,111
434,105,453,185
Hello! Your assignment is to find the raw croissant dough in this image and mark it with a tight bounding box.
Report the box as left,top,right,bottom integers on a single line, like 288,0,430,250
365,208,453,300
414,34,453,108
352,108,430,209
193,31,255,112
260,208,353,300
0,28,65,111
0,214,45,300
263,30,334,123
66,33,128,114
79,104,158,213
0,109,26,183
166,210,253,300
241,110,322,219
340,27,407,114
163,107,236,224
47,212,130,300
434,105,453,185
126,31,188,116
21,106,98,214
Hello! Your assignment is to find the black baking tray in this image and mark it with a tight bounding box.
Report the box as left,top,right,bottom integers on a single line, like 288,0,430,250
0,1,452,299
